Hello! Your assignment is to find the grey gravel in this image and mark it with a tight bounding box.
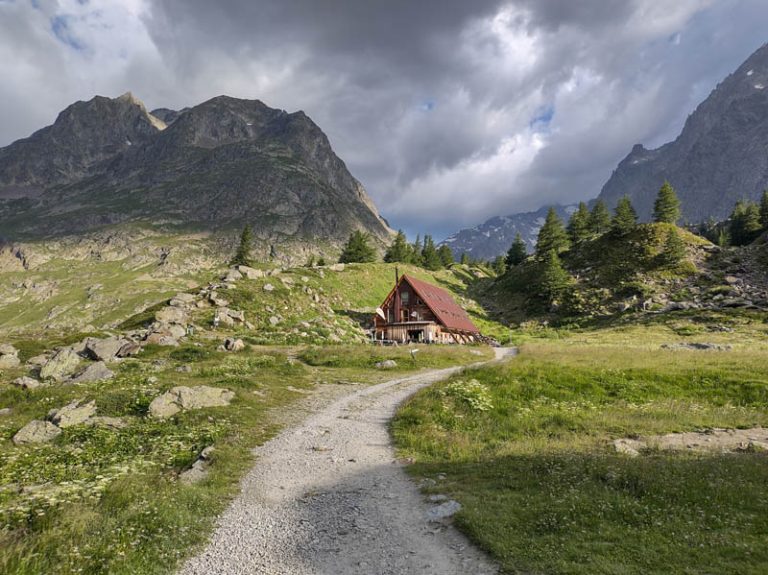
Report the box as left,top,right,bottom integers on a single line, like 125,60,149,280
179,349,511,575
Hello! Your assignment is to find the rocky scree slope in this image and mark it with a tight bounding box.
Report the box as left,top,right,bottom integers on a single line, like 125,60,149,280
599,42,768,222
0,94,392,250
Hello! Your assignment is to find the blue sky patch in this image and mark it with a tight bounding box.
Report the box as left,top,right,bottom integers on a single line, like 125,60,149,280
530,104,554,129
51,14,86,51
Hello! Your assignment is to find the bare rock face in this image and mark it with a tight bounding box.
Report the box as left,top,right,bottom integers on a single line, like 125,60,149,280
598,43,768,221
40,348,81,382
13,420,62,445
0,94,393,250
48,399,97,428
149,386,235,419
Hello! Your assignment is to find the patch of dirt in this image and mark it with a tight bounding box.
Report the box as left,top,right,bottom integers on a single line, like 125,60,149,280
613,427,768,456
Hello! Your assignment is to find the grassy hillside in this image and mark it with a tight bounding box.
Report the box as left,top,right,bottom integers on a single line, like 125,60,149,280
394,318,768,574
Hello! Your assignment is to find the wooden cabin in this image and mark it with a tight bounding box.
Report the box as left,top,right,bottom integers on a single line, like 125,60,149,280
373,274,480,344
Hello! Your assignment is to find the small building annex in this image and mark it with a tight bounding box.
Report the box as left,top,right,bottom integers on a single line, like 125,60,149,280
373,273,480,344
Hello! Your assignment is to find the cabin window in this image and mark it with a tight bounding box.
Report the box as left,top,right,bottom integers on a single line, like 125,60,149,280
416,297,423,305
400,290,410,305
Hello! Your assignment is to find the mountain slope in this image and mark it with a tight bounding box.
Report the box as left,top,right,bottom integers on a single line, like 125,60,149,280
598,43,768,222
440,204,576,260
0,94,392,250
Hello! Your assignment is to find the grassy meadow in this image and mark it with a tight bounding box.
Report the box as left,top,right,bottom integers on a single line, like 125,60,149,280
394,312,768,575
0,339,488,575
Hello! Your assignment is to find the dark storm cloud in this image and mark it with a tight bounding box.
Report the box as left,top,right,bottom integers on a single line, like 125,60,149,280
1,0,767,239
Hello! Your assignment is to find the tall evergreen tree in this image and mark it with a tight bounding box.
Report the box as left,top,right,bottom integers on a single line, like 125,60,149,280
410,235,423,266
437,244,454,267
567,202,591,244
384,230,410,263
611,196,638,234
505,233,528,267
653,181,682,224
587,200,611,235
535,207,570,259
339,230,376,263
760,189,768,230
659,229,687,268
537,250,572,303
729,200,763,246
230,224,253,266
460,252,470,265
421,235,443,270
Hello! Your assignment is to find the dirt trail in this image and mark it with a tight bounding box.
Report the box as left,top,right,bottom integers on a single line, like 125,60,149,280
179,348,512,575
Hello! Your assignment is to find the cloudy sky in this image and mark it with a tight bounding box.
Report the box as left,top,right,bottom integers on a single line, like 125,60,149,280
1,0,766,239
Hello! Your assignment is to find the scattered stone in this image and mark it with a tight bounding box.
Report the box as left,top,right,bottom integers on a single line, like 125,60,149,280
144,333,179,347
12,376,47,390
13,420,62,445
26,353,50,367
661,342,733,351
328,263,345,272
155,307,188,325
84,337,126,361
223,268,243,282
170,293,197,307
70,361,115,383
224,338,245,352
0,407,11,416
0,343,18,356
237,265,264,279
724,275,741,285
179,446,215,484
0,354,21,369
375,360,398,369
263,283,275,292
226,309,245,323
117,341,141,357
214,309,235,327
210,295,230,307
48,399,97,428
426,500,462,522
87,416,129,430
612,438,643,457
149,386,235,419
40,348,81,382
269,316,280,326
176,365,192,373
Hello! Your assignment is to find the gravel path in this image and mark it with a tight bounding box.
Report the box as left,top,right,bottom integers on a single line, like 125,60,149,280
179,349,512,575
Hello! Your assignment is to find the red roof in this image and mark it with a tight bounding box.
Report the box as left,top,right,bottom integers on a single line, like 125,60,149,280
399,275,480,334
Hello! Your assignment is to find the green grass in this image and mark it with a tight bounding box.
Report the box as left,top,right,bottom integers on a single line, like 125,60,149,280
393,341,768,574
0,339,486,575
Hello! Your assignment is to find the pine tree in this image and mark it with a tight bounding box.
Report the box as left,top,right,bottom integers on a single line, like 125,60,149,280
231,224,253,266
491,255,506,275
339,230,376,263
437,244,454,267
505,233,528,267
659,229,686,267
653,181,682,224
460,252,469,265
421,235,443,270
537,250,572,303
410,235,423,266
567,202,591,245
611,196,638,234
384,230,410,263
729,200,763,246
535,207,570,259
760,189,768,230
587,200,611,235
717,228,730,248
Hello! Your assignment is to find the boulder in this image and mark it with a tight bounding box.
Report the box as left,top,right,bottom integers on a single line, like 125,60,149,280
13,420,62,445
223,268,243,282
214,309,235,327
12,376,47,390
155,307,188,325
328,263,345,272
236,265,264,279
116,341,141,357
224,338,246,352
0,354,21,369
40,348,81,382
169,293,197,307
26,353,50,367
84,337,126,361
144,333,179,347
0,343,18,356
70,361,115,383
375,360,398,369
149,386,235,419
210,295,230,307
48,399,97,428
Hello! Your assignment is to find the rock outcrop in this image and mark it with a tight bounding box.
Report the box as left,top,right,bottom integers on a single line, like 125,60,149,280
148,386,235,419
